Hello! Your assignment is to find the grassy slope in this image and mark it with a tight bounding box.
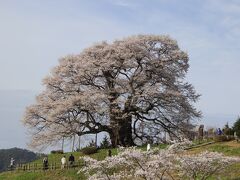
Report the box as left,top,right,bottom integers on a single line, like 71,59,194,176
0,142,240,180
0,148,119,180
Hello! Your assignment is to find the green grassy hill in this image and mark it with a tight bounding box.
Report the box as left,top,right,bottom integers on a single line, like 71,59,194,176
0,142,240,180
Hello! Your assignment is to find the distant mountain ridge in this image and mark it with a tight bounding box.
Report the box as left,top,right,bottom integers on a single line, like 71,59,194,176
0,147,38,172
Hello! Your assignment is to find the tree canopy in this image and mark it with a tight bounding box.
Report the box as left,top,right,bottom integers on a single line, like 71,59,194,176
23,35,201,149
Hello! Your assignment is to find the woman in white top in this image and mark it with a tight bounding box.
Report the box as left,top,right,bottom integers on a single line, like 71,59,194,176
61,156,66,169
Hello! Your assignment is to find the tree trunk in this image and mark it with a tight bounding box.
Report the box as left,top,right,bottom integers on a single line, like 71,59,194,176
108,92,121,147
109,117,120,147
107,79,135,147
61,137,64,152
119,118,135,146
78,135,81,150
109,129,119,148
109,116,135,147
95,133,98,147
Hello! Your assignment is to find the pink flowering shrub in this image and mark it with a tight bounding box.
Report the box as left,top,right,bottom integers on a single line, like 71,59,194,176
78,143,240,180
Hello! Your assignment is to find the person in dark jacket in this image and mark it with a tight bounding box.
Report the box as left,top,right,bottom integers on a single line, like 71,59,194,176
68,154,75,166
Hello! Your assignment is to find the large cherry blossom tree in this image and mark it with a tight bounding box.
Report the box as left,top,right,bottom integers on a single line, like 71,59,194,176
23,35,201,149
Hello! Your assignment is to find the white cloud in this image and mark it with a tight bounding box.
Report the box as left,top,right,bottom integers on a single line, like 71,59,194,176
106,0,138,8
202,0,240,39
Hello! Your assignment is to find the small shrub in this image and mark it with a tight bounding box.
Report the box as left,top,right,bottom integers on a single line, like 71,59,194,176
88,140,96,147
100,135,111,149
81,147,98,155
214,135,235,142
50,150,64,154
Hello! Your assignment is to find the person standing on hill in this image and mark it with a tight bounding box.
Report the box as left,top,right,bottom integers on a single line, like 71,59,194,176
68,154,75,166
42,156,48,170
61,156,66,169
108,149,112,157
147,143,151,151
10,158,15,170
217,128,223,135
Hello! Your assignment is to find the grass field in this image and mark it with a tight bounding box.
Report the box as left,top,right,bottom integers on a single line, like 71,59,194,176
0,141,240,180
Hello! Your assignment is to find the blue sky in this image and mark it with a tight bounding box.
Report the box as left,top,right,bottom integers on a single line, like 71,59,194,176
0,0,240,150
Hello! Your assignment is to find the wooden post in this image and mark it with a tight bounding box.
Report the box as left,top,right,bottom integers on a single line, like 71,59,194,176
62,136,64,152
78,135,81,150
72,135,76,152
95,133,98,148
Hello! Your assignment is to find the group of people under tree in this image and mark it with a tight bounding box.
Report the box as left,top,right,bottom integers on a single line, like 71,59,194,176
42,154,75,170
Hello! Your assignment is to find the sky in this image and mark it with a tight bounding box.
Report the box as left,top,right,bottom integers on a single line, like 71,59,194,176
0,0,240,150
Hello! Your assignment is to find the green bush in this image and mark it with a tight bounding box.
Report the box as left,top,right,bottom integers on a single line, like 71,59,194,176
50,150,64,154
81,147,98,155
233,118,240,138
223,123,234,136
214,135,235,142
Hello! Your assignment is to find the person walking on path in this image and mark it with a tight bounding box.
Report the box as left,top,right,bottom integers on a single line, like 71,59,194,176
69,154,75,167
61,156,66,169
